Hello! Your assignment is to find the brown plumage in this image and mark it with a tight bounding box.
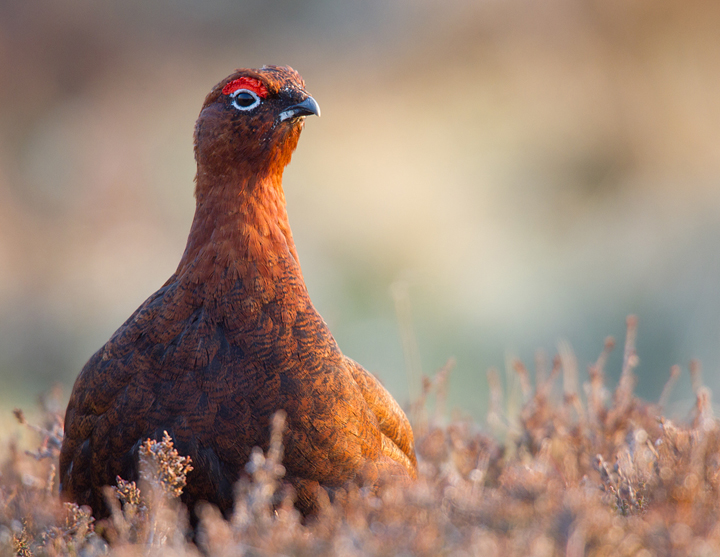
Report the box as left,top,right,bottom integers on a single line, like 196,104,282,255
59,65,417,518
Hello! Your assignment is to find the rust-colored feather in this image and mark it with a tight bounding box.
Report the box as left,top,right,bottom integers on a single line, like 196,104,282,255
59,65,416,518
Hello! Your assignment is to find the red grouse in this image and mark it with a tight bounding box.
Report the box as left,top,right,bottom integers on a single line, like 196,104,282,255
59,66,417,517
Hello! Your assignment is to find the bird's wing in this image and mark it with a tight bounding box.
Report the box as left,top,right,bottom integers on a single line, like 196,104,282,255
344,357,417,473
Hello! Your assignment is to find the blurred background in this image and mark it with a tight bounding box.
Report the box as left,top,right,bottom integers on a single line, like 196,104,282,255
2,0,720,420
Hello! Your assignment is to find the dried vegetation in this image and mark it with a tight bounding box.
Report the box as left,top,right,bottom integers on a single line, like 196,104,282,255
2,316,720,556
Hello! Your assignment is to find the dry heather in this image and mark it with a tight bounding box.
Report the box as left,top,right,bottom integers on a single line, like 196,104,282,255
2,316,720,556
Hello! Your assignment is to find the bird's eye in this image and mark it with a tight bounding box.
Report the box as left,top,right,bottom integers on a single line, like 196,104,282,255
231,89,261,111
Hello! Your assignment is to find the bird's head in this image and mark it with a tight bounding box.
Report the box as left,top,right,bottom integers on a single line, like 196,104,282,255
194,65,320,178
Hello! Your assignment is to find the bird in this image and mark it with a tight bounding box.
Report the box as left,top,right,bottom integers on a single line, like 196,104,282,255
59,65,417,519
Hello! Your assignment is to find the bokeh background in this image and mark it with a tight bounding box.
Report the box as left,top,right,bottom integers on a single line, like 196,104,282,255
2,0,720,419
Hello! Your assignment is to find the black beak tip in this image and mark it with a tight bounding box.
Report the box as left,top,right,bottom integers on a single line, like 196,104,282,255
279,96,321,122
301,96,321,118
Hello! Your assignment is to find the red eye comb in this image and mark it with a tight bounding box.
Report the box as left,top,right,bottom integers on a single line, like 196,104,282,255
222,77,268,98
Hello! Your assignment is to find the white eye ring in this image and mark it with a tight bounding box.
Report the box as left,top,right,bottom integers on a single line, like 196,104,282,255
230,89,261,111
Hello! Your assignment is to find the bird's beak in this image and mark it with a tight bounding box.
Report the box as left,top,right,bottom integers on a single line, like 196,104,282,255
278,96,321,122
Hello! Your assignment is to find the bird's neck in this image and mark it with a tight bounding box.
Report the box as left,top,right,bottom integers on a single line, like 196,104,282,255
176,167,300,280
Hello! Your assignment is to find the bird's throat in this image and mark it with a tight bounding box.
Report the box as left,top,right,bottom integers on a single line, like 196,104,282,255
177,171,300,280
